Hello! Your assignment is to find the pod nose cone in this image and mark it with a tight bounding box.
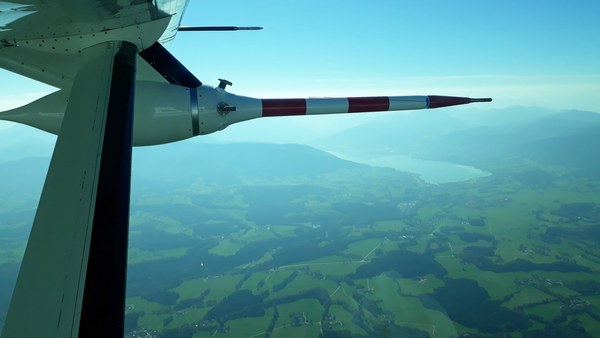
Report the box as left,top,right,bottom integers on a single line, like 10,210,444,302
428,95,492,108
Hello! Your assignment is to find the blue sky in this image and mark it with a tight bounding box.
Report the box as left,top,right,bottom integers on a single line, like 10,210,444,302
170,0,600,111
0,0,599,134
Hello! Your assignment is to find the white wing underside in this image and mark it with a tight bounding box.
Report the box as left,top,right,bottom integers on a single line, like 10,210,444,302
0,0,186,88
0,1,187,337
3,42,118,337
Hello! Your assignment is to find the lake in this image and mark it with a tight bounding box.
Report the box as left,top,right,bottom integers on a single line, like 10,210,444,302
329,152,491,184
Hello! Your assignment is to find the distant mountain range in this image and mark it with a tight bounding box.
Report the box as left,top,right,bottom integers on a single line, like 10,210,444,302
0,132,372,199
0,125,55,163
131,141,368,192
1,106,599,181
312,107,600,175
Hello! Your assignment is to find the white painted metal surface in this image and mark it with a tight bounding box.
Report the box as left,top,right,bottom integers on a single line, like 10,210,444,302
0,83,440,146
2,42,120,338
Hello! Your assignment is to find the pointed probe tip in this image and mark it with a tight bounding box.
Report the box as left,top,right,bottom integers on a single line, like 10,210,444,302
428,95,493,108
470,98,492,103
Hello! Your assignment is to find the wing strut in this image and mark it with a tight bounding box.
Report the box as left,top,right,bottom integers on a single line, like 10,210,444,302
2,41,137,338
139,42,201,88
78,41,137,337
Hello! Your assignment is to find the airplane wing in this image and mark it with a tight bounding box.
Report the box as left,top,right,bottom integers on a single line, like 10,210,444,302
3,41,137,338
0,1,188,337
0,0,184,88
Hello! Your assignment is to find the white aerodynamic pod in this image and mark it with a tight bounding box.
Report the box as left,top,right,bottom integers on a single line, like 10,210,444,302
194,85,262,134
133,81,196,146
0,80,491,146
134,82,263,145
0,81,263,146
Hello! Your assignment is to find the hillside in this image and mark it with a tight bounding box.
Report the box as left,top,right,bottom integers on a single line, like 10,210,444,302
314,107,600,175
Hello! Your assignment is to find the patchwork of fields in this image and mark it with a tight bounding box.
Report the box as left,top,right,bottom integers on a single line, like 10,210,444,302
120,159,600,337
1,140,599,338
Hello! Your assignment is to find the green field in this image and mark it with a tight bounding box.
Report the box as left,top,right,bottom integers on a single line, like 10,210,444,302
3,140,600,338
120,161,600,337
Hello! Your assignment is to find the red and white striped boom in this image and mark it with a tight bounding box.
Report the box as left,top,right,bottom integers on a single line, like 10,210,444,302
260,95,491,117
